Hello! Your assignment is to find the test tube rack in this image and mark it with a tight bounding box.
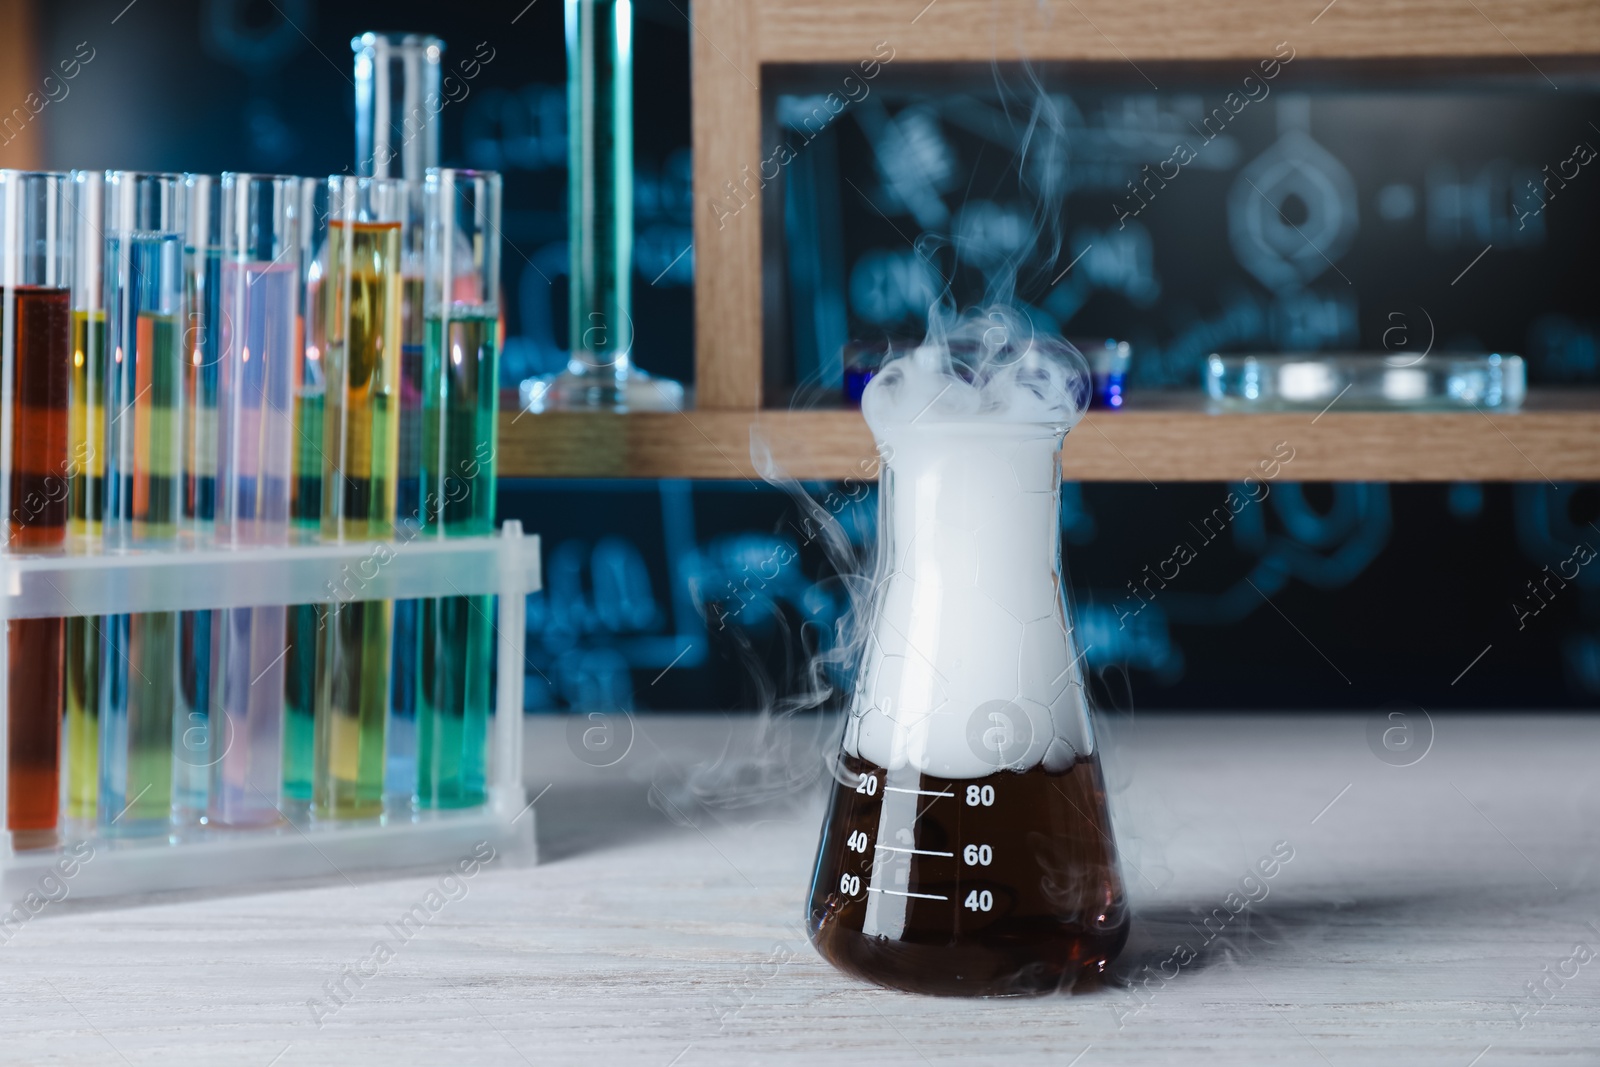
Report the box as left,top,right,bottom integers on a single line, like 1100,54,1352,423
0,522,540,900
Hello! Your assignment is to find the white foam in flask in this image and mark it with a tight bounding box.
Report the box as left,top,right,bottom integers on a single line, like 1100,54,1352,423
843,325,1096,780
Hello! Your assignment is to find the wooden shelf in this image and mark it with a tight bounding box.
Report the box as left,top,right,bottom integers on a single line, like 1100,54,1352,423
497,389,1600,482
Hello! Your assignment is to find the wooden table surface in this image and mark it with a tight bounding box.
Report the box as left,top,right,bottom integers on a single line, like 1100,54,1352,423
2,712,1597,1065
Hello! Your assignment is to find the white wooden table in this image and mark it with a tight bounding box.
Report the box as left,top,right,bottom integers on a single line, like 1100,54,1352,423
2,712,1596,1065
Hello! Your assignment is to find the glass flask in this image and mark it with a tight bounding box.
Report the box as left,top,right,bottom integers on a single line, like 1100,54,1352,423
807,327,1129,996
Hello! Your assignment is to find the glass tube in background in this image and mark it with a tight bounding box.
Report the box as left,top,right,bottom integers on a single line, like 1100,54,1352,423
1,170,73,849
174,173,221,823
64,170,107,825
100,171,185,836
314,175,404,820
283,176,326,805
351,32,444,181
522,0,681,412
210,174,298,827
418,169,501,809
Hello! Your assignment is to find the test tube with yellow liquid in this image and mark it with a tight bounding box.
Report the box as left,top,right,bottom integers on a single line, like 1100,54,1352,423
314,176,404,819
64,170,107,825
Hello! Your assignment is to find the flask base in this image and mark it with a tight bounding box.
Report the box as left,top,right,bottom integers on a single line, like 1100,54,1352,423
810,917,1125,997
807,753,1129,997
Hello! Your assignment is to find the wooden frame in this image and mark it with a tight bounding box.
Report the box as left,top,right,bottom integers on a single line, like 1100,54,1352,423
689,0,1600,411
500,0,1600,479
499,390,1600,480
0,0,42,171
694,0,1600,412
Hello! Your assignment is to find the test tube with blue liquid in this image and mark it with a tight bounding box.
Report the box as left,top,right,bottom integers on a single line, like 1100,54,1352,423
174,173,220,823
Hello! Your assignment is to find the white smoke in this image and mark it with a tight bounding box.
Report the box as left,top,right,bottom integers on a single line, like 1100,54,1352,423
861,304,1091,431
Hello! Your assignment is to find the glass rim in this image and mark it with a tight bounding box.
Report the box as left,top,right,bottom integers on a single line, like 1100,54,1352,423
104,170,188,183
219,172,308,185
0,168,72,181
325,173,410,189
424,167,501,182
352,31,445,51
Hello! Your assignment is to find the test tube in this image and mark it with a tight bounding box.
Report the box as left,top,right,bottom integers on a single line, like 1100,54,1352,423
283,175,326,804
210,173,298,827
314,175,404,819
101,171,185,835
353,33,449,805
174,173,221,822
389,175,427,807
1,170,72,849
64,170,107,824
418,169,501,809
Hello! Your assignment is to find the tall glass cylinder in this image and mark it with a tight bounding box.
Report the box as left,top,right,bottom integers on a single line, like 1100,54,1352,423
283,176,326,804
1,170,72,849
64,169,106,824
314,175,404,819
352,33,443,181
210,173,298,827
101,171,185,836
174,173,221,823
418,169,501,809
569,0,630,378
521,0,682,412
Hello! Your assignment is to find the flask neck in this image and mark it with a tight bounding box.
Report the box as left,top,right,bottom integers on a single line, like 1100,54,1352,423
877,425,1065,574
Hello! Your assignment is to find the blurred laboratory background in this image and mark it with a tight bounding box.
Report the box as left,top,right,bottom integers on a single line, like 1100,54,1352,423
9,0,1597,713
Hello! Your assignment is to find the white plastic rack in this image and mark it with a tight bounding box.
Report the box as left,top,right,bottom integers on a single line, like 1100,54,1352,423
0,521,540,900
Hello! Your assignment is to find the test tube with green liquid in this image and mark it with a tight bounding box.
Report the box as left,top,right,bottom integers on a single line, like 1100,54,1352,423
100,171,186,835
64,169,107,825
417,169,501,809
314,175,404,820
283,176,327,805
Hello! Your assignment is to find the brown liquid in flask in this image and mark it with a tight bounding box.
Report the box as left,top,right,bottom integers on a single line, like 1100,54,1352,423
808,751,1128,997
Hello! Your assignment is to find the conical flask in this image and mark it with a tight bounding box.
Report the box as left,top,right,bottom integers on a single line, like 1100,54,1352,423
807,326,1129,996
